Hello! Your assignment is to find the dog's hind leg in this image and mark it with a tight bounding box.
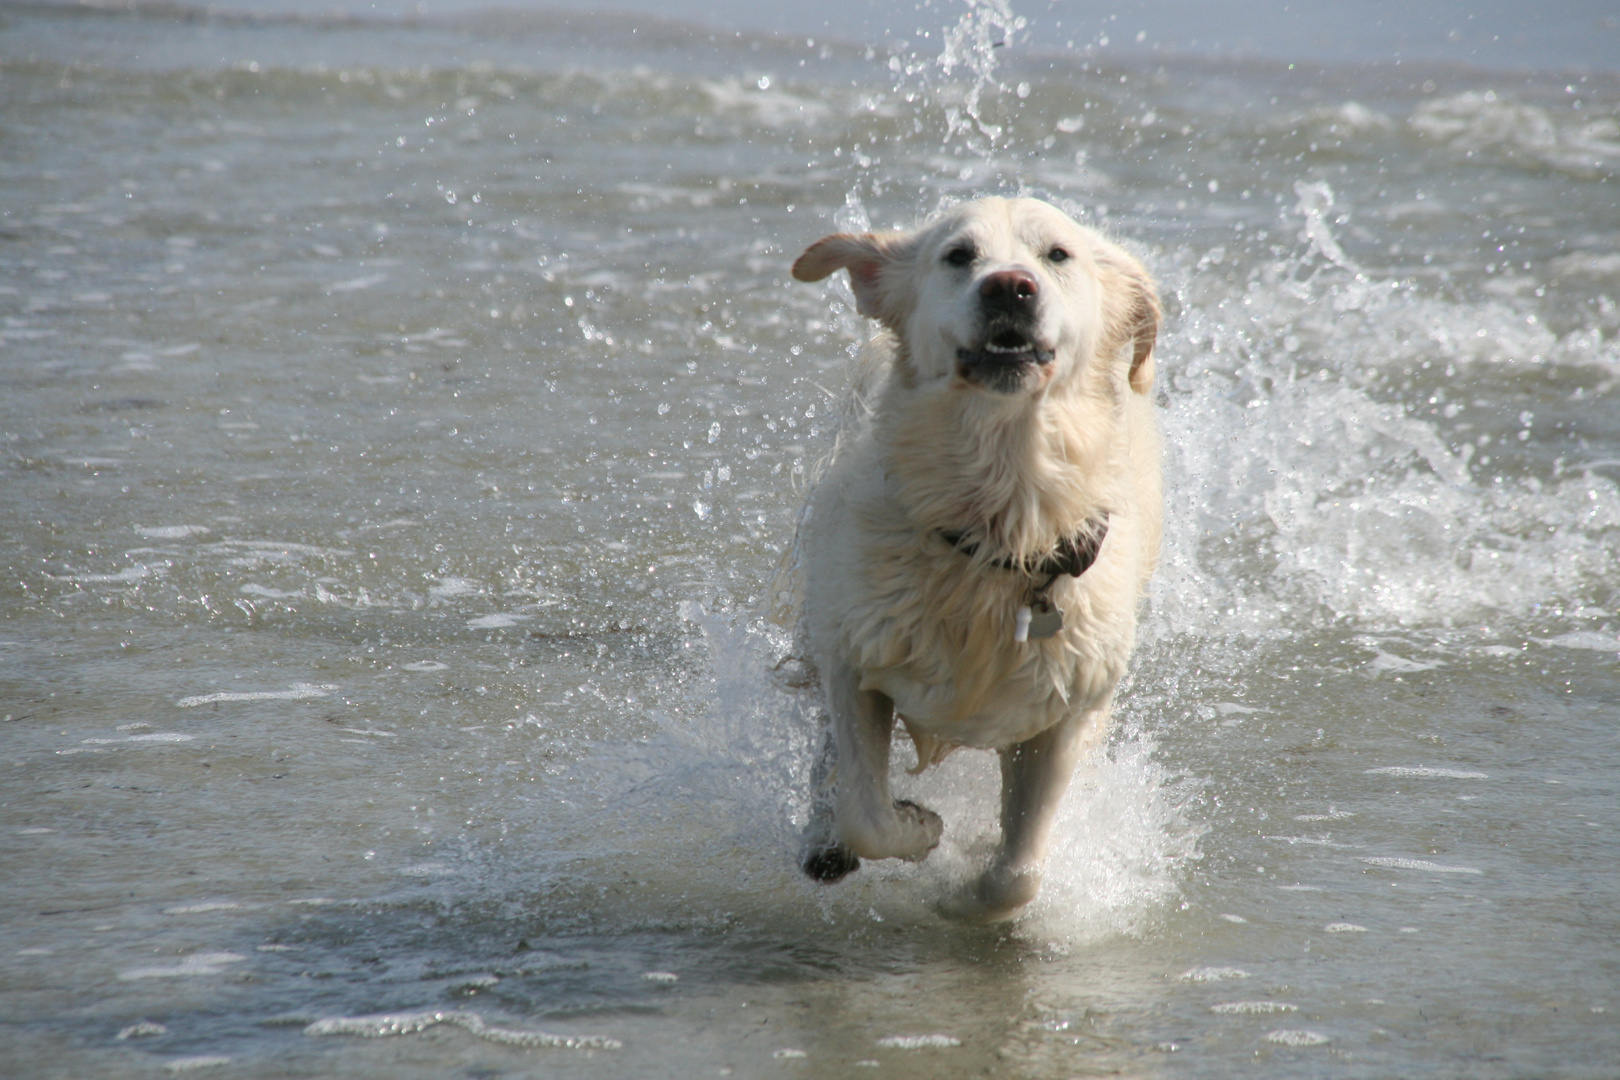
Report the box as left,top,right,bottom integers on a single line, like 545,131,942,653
824,662,943,864
941,700,1113,921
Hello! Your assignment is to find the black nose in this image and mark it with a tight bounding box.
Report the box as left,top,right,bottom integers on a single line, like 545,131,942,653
979,269,1039,312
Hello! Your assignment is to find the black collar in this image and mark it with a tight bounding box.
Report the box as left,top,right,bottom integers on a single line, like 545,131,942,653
939,514,1109,579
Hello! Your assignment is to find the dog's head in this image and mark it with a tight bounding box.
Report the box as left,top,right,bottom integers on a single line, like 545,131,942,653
792,197,1159,398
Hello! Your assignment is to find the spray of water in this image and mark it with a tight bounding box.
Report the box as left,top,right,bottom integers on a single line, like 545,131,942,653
1151,181,1620,640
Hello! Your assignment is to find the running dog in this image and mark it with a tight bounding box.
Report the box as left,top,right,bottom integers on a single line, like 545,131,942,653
790,196,1161,921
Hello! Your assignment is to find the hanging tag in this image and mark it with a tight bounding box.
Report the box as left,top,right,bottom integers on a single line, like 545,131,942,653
1026,597,1064,640
1014,605,1032,643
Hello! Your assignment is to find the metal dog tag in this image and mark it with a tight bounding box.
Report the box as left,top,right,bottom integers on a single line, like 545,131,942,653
1026,597,1064,640
1014,599,1064,642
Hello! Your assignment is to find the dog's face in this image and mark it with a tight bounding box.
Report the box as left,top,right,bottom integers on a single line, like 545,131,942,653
793,197,1159,399
903,199,1093,395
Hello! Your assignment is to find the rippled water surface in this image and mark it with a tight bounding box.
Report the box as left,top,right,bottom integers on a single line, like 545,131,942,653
2,3,1618,1076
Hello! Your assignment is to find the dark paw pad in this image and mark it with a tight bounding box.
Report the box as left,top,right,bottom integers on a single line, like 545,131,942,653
802,843,860,883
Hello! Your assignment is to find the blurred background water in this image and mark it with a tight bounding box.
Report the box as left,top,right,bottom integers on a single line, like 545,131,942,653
1,1,1617,1076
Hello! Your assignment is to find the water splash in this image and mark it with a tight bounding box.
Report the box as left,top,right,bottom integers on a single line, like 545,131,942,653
843,0,1031,211
1292,180,1359,274
933,0,1028,150
1150,181,1620,639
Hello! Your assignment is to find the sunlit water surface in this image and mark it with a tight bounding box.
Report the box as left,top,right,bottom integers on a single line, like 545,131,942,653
2,4,1618,1077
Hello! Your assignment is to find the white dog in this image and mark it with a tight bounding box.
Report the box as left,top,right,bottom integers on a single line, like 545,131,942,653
790,197,1162,921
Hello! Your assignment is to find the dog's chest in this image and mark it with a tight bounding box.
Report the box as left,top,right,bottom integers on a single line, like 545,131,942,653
864,664,1078,747
856,574,1124,746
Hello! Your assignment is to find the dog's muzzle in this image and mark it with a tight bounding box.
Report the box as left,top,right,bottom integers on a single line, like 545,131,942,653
956,269,1051,393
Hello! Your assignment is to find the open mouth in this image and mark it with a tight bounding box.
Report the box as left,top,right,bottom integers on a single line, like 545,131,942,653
955,328,1054,371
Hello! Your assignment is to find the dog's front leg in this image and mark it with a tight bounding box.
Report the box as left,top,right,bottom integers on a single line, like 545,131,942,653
942,701,1112,921
808,662,942,875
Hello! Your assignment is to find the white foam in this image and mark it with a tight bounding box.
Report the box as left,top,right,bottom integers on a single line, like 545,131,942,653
240,583,302,599
327,274,388,294
1265,1029,1330,1047
165,1056,231,1073
177,683,334,707
67,565,161,584
1366,652,1443,675
1211,1001,1297,1015
1475,645,1523,658
642,971,678,983
402,660,448,672
76,733,194,746
304,1010,620,1050
1324,922,1368,933
1537,631,1620,653
163,902,241,915
116,1021,168,1039
1179,967,1251,982
1550,251,1620,279
1364,766,1488,779
428,577,481,600
118,952,248,980
195,540,354,570
1359,857,1483,875
467,613,527,628
875,1034,961,1049
771,1048,808,1059
134,525,210,540
398,862,452,877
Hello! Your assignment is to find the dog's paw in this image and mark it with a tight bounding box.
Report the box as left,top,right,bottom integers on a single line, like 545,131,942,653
936,864,1042,923
838,798,943,861
891,799,944,861
802,843,860,883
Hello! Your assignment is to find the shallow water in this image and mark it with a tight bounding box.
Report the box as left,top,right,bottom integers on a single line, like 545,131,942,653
2,3,1618,1077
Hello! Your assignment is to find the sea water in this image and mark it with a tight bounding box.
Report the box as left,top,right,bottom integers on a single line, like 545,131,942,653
1,2,1617,1076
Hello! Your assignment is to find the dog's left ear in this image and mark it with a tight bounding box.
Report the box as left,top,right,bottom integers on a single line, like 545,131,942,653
791,232,912,322
1093,242,1162,395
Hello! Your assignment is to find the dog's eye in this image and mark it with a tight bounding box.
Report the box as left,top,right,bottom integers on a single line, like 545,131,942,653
1047,246,1071,264
944,246,975,268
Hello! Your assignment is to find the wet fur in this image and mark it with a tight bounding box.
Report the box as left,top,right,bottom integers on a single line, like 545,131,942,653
790,197,1162,921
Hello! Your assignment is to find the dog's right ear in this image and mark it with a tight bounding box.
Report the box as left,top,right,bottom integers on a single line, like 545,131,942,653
792,232,910,321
